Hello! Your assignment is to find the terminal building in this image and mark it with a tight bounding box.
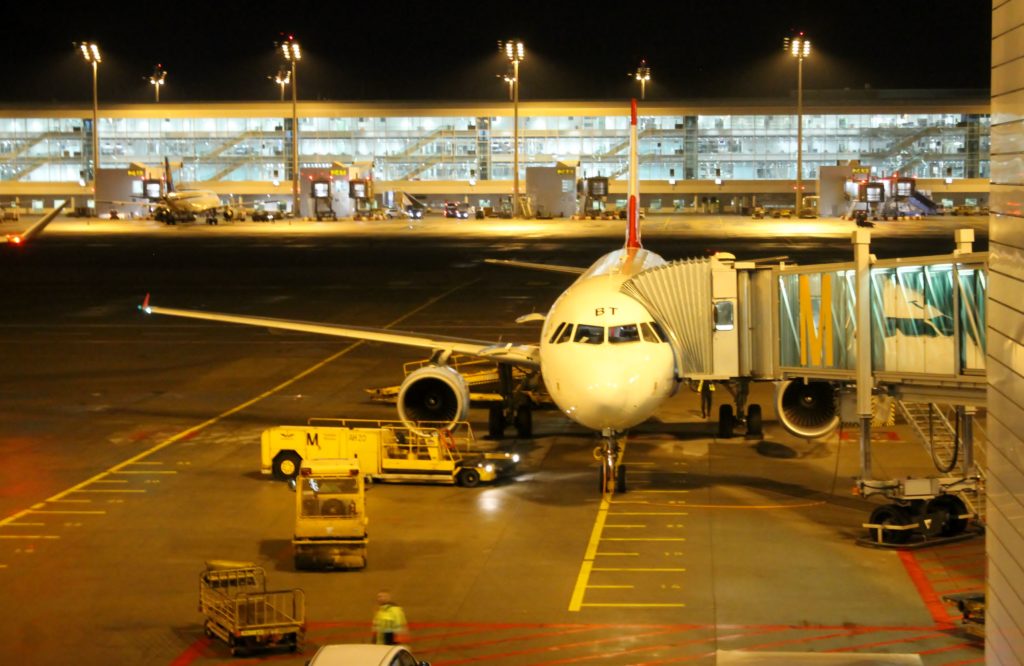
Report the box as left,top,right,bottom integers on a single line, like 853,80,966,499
0,89,990,215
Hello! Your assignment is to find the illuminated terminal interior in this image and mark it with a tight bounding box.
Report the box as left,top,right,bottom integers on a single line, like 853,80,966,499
0,91,989,209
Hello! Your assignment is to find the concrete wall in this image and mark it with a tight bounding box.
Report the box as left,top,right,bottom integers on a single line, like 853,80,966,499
988,1,1024,659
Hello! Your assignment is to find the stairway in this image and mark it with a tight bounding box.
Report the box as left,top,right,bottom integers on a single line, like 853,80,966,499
896,400,986,524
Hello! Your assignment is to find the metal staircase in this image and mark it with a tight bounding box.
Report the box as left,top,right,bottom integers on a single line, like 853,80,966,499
896,400,986,524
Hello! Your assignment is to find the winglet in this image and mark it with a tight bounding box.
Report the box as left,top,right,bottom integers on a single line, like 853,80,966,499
140,293,151,314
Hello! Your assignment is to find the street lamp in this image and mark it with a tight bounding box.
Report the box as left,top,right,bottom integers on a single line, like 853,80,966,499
784,33,811,215
632,59,651,100
148,64,167,103
501,39,524,217
270,67,291,102
76,42,101,184
279,36,301,216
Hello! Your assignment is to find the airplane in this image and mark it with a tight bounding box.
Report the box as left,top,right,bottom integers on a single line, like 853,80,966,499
4,202,66,246
114,158,238,225
140,101,828,492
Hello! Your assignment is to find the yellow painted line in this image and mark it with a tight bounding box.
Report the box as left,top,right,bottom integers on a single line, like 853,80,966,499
27,510,106,515
69,489,146,494
602,537,686,542
124,462,163,465
0,564,7,569
581,603,685,608
614,512,689,516
596,552,639,556
0,284,475,531
678,501,826,510
0,535,60,540
92,480,128,484
592,567,687,572
587,584,634,589
605,524,646,529
0,523,45,527
47,499,92,503
569,496,610,612
110,470,177,475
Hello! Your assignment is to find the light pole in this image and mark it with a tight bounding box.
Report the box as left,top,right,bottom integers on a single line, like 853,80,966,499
785,33,811,215
149,64,167,103
77,42,101,184
632,59,651,100
280,36,301,216
271,68,291,102
501,39,524,217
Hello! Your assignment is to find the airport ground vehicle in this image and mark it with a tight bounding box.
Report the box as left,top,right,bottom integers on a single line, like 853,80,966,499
261,419,516,487
751,206,765,218
308,644,429,666
198,562,305,656
444,201,470,219
292,459,368,570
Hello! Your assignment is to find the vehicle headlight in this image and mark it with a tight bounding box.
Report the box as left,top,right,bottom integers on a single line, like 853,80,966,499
485,464,494,473
511,453,520,463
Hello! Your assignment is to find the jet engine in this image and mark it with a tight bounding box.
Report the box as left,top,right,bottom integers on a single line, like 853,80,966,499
397,364,471,429
774,379,839,439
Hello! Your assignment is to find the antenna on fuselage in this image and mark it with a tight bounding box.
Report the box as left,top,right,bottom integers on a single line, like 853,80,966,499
626,98,641,250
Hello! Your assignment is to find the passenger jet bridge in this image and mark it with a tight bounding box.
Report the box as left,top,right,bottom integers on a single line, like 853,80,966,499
622,229,987,546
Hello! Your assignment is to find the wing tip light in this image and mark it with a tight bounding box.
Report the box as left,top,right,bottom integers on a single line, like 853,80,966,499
140,293,152,314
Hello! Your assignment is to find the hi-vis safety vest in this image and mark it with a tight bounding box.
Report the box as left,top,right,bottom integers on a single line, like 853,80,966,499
373,604,407,644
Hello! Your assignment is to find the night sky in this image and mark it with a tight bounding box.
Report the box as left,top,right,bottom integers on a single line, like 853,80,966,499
3,1,991,104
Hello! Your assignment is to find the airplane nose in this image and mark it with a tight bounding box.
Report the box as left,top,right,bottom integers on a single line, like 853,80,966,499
564,372,652,431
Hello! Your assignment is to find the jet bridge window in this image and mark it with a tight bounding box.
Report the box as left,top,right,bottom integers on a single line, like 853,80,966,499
573,324,604,344
553,323,574,344
714,301,735,331
608,324,641,343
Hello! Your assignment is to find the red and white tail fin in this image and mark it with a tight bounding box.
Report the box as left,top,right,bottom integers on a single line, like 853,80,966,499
626,98,642,249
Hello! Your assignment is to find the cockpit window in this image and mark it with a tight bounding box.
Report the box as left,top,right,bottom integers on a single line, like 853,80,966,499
548,322,567,344
608,324,641,343
573,324,604,344
639,322,658,342
555,323,574,343
649,321,669,343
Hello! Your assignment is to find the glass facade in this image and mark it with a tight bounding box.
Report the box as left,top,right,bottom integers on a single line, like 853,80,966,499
0,104,990,185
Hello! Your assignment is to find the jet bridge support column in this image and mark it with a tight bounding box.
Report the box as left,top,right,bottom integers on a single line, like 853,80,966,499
854,229,873,480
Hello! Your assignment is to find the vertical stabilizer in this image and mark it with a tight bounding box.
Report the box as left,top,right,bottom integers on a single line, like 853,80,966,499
626,99,642,249
164,157,174,193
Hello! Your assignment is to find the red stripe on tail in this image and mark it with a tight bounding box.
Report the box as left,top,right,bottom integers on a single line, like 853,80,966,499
627,196,641,249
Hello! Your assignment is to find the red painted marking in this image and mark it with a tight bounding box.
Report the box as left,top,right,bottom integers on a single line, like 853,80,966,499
631,98,637,125
918,642,982,656
940,658,985,665
898,550,958,625
626,196,641,249
826,631,948,652
167,637,211,666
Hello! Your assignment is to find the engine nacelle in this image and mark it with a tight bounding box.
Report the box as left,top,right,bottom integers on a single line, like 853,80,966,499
397,364,471,429
775,379,840,439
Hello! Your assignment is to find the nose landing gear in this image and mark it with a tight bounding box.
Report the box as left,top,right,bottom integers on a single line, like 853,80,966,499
596,429,626,494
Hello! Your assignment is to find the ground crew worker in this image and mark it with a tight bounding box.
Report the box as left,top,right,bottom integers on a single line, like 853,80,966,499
699,380,715,419
371,590,408,645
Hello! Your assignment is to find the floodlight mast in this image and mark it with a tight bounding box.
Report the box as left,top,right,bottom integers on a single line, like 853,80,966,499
77,42,101,184
632,60,651,100
501,39,524,217
280,36,302,216
784,33,811,215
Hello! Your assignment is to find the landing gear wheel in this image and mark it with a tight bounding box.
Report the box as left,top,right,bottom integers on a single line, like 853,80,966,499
746,404,763,437
488,406,506,438
927,495,969,537
868,504,913,544
272,451,302,481
514,405,533,438
718,404,735,438
459,468,481,488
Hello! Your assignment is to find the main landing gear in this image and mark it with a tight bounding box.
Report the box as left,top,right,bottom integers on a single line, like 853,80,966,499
487,364,536,439
716,379,763,439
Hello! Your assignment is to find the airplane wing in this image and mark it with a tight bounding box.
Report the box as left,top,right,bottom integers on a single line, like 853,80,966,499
140,295,540,368
484,258,586,275
5,202,66,245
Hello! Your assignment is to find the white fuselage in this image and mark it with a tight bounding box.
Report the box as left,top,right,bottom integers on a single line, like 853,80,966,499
166,189,222,214
539,247,678,432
